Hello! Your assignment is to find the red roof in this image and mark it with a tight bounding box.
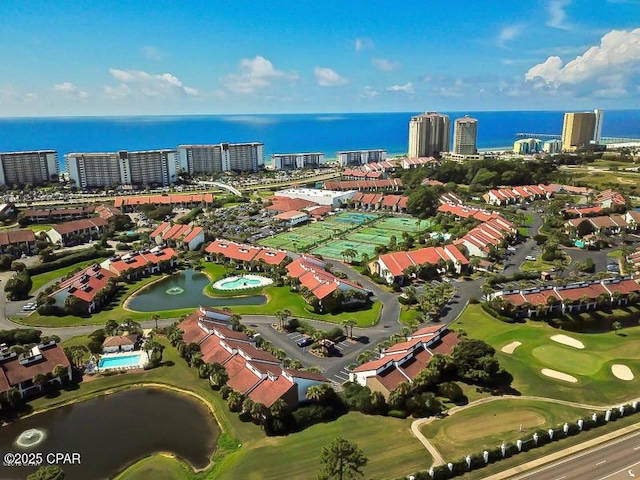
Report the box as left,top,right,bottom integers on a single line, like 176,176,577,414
178,313,210,344
267,197,317,213
225,356,262,394
398,348,433,378
206,239,287,265
50,263,116,304
183,226,204,243
51,217,107,235
429,332,460,355
115,193,215,207
372,367,408,391
378,244,468,277
248,374,297,407
2,343,71,386
557,283,609,302
287,256,367,300
410,324,447,338
0,229,36,246
108,247,178,275
352,353,407,373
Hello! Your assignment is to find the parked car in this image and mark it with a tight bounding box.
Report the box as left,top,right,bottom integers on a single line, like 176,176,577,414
525,255,537,261
296,337,313,348
507,246,517,252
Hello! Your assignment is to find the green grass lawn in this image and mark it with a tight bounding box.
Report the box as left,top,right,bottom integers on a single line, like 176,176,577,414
19,261,382,328
30,258,108,293
454,304,640,405
116,455,200,480
607,249,624,258
399,305,421,325
213,412,430,480
420,399,591,461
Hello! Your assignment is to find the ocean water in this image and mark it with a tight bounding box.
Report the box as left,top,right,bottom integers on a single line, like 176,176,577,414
1,110,639,169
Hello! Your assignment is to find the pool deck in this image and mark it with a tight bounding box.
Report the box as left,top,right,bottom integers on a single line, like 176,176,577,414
211,274,273,292
97,351,149,372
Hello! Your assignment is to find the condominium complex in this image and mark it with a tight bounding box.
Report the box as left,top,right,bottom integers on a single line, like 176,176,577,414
271,152,325,170
177,143,264,174
561,110,601,152
0,150,59,186
452,116,478,155
336,149,386,167
66,150,177,189
408,112,450,158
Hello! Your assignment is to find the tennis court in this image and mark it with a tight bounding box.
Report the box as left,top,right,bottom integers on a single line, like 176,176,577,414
373,217,431,233
348,228,396,245
312,239,377,262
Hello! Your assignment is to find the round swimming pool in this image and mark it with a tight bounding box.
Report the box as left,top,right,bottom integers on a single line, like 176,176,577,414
212,274,273,291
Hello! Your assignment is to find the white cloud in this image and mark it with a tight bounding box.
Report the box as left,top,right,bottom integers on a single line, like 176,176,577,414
498,25,523,46
387,82,414,94
547,0,572,30
106,68,199,98
354,38,373,53
314,67,348,87
360,86,379,98
54,82,89,99
224,56,297,94
372,57,400,72
141,46,163,61
525,28,640,97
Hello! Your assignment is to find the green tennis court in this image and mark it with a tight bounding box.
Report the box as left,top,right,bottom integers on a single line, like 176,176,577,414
373,217,431,232
312,239,377,262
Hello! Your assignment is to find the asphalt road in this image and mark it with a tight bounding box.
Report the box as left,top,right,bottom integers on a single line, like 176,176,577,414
513,429,640,480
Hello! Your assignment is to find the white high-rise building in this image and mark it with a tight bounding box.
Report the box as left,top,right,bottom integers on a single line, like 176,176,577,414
66,149,177,189
177,143,264,174
593,109,604,144
271,153,325,170
336,149,386,167
452,116,478,155
408,112,450,158
0,150,59,186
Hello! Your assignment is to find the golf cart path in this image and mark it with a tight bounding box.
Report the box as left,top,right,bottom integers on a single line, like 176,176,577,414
410,394,639,466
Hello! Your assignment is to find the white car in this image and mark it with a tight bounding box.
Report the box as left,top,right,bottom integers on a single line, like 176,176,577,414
525,255,537,261
507,246,517,252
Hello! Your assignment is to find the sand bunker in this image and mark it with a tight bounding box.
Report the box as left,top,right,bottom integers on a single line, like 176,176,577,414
550,334,585,350
611,364,634,381
501,341,522,354
541,368,578,383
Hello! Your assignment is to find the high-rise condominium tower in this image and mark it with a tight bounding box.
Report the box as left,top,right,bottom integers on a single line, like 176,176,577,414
177,143,264,174
408,112,450,158
561,110,602,152
0,150,59,186
453,116,478,155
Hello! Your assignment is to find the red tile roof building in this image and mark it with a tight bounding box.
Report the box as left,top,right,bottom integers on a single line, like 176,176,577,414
114,193,215,210
349,325,459,398
482,184,552,206
49,263,117,313
150,222,205,250
323,178,403,192
0,229,36,256
206,239,288,267
0,341,72,399
286,256,369,305
95,204,124,220
594,189,626,209
493,278,640,317
375,245,469,284
454,216,516,258
46,217,108,246
178,310,327,408
102,246,179,278
350,192,409,212
265,197,318,214
21,206,95,224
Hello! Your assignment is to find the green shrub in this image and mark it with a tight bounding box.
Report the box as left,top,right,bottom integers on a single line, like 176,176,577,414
387,409,408,419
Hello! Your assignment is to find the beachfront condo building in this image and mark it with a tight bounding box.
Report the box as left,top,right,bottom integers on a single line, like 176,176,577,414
561,111,598,152
452,116,478,155
0,150,59,186
408,112,450,158
177,143,264,174
271,152,325,170
336,149,387,167
66,149,177,189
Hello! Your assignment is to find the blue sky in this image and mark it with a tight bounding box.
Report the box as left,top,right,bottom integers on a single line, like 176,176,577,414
1,0,639,116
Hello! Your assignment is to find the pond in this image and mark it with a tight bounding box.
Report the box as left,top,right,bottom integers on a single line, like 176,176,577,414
126,269,267,312
0,388,219,479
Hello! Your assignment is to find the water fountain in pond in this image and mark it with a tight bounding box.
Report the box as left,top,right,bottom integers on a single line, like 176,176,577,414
14,428,47,449
166,286,185,295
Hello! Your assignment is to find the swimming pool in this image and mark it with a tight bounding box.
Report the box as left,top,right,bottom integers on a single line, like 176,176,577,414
98,353,145,370
211,274,273,291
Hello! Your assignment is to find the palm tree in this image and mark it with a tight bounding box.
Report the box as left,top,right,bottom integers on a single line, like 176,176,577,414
104,319,119,336
151,314,160,331
199,362,215,379
342,318,357,339
209,363,229,389
72,349,85,368
306,384,331,404
227,391,243,412
242,397,255,415
357,351,374,364
250,402,267,425
32,373,47,391
270,398,288,419
51,364,67,381
229,314,242,331
612,321,622,335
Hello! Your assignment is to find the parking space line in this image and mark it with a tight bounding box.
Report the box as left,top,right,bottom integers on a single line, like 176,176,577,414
334,374,348,381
